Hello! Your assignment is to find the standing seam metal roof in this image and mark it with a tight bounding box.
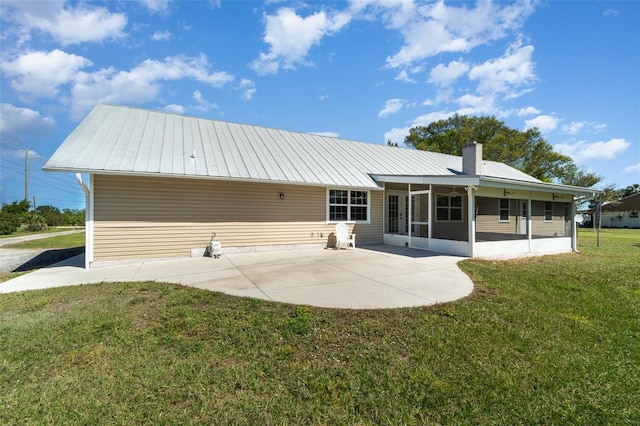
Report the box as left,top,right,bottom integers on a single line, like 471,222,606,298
44,104,542,188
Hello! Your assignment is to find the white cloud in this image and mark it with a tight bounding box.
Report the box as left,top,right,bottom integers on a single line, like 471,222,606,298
623,163,640,173
429,60,469,86
309,131,340,138
0,49,92,98
163,104,185,114
380,0,535,68
517,106,540,116
139,0,171,14
14,3,127,45
604,9,619,17
70,55,234,118
378,98,404,118
555,138,631,161
192,91,218,112
468,43,535,97
237,79,256,101
383,126,411,145
384,109,456,144
0,103,55,142
524,114,559,132
251,7,351,75
395,69,416,83
562,121,607,135
150,30,172,41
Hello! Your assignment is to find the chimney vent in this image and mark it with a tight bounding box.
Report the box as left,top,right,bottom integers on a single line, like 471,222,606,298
462,141,483,176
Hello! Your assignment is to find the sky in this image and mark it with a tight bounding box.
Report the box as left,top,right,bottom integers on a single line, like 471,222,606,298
1,0,639,210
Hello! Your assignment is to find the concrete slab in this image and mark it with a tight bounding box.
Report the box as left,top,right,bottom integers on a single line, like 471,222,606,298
0,246,475,309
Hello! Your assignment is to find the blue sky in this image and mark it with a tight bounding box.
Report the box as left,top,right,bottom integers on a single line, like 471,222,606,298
1,0,638,210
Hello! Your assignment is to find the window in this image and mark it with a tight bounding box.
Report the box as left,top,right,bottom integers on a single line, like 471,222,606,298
436,194,463,222
328,189,369,222
544,201,553,222
499,199,510,222
630,211,639,218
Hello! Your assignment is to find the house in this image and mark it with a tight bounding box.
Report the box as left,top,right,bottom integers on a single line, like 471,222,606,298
599,193,640,228
44,104,600,268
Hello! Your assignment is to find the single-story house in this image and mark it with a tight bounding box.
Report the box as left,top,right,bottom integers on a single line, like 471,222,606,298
45,104,601,268
598,193,640,228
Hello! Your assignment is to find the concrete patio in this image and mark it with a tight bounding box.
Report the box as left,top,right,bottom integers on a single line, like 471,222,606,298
0,245,474,309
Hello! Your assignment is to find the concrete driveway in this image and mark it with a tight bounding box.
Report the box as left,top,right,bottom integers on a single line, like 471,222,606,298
0,245,474,309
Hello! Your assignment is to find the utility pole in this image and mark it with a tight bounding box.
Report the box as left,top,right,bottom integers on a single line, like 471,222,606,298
24,148,29,202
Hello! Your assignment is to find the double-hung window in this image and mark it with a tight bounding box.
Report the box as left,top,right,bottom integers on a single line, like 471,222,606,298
328,189,369,223
436,194,463,222
544,202,553,222
499,199,510,222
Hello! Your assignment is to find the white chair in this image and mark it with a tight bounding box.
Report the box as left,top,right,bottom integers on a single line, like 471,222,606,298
334,222,356,249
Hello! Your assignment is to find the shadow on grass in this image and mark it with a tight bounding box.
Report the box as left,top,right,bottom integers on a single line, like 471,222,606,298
12,247,85,272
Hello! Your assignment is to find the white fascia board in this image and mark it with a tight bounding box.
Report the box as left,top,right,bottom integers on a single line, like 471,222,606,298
479,176,603,196
370,174,480,186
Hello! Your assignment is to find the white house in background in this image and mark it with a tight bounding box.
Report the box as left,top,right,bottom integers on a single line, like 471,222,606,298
600,193,640,228
44,104,600,268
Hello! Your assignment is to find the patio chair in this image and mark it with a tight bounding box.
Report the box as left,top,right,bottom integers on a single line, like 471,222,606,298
334,222,356,249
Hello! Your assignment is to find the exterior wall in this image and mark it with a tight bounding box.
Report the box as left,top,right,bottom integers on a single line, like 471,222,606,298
601,211,640,228
431,185,468,241
476,197,520,236
92,175,383,262
530,201,567,237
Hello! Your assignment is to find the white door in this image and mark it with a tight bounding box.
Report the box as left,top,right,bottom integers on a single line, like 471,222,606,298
519,201,528,235
387,192,408,234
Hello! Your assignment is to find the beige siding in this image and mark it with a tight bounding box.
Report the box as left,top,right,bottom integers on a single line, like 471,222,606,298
93,175,383,261
531,201,567,237
431,185,468,241
476,197,519,234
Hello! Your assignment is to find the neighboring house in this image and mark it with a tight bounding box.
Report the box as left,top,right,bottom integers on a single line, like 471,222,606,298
599,193,640,228
45,104,600,268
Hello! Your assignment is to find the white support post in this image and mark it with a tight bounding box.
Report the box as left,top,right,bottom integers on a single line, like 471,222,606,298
468,186,475,257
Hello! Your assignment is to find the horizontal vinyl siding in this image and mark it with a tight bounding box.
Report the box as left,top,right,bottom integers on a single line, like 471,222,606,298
531,201,566,237
353,190,384,244
93,175,382,261
431,185,468,241
476,197,518,234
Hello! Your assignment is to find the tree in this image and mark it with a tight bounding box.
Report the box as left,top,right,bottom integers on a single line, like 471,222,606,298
404,114,601,186
35,205,64,226
618,184,640,198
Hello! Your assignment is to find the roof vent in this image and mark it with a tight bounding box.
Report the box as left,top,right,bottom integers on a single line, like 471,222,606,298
462,141,482,176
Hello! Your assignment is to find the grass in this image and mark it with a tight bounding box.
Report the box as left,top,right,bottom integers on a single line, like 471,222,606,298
0,227,82,239
1,232,85,283
0,229,638,424
2,232,85,249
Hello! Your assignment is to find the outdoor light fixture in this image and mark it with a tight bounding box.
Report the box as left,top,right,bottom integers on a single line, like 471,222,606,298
504,189,515,196
279,193,285,199
553,193,562,200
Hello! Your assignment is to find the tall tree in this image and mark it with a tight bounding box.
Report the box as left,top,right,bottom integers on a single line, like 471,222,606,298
618,184,640,198
404,114,601,186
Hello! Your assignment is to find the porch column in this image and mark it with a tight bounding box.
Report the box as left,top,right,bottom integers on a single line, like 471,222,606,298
527,198,532,252
571,198,578,252
468,187,475,257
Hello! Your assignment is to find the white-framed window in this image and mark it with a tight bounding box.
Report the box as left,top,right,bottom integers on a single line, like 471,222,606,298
327,189,370,223
499,199,510,222
544,201,553,222
436,194,463,222
629,211,639,218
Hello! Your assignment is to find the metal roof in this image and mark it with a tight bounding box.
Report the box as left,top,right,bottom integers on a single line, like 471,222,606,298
45,104,543,189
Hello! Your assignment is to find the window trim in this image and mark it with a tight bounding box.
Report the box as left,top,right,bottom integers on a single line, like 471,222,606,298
435,193,463,223
326,188,371,224
498,198,510,223
544,201,553,222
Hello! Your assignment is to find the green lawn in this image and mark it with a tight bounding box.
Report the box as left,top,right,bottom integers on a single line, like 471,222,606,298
1,231,85,249
0,227,83,239
0,229,638,424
